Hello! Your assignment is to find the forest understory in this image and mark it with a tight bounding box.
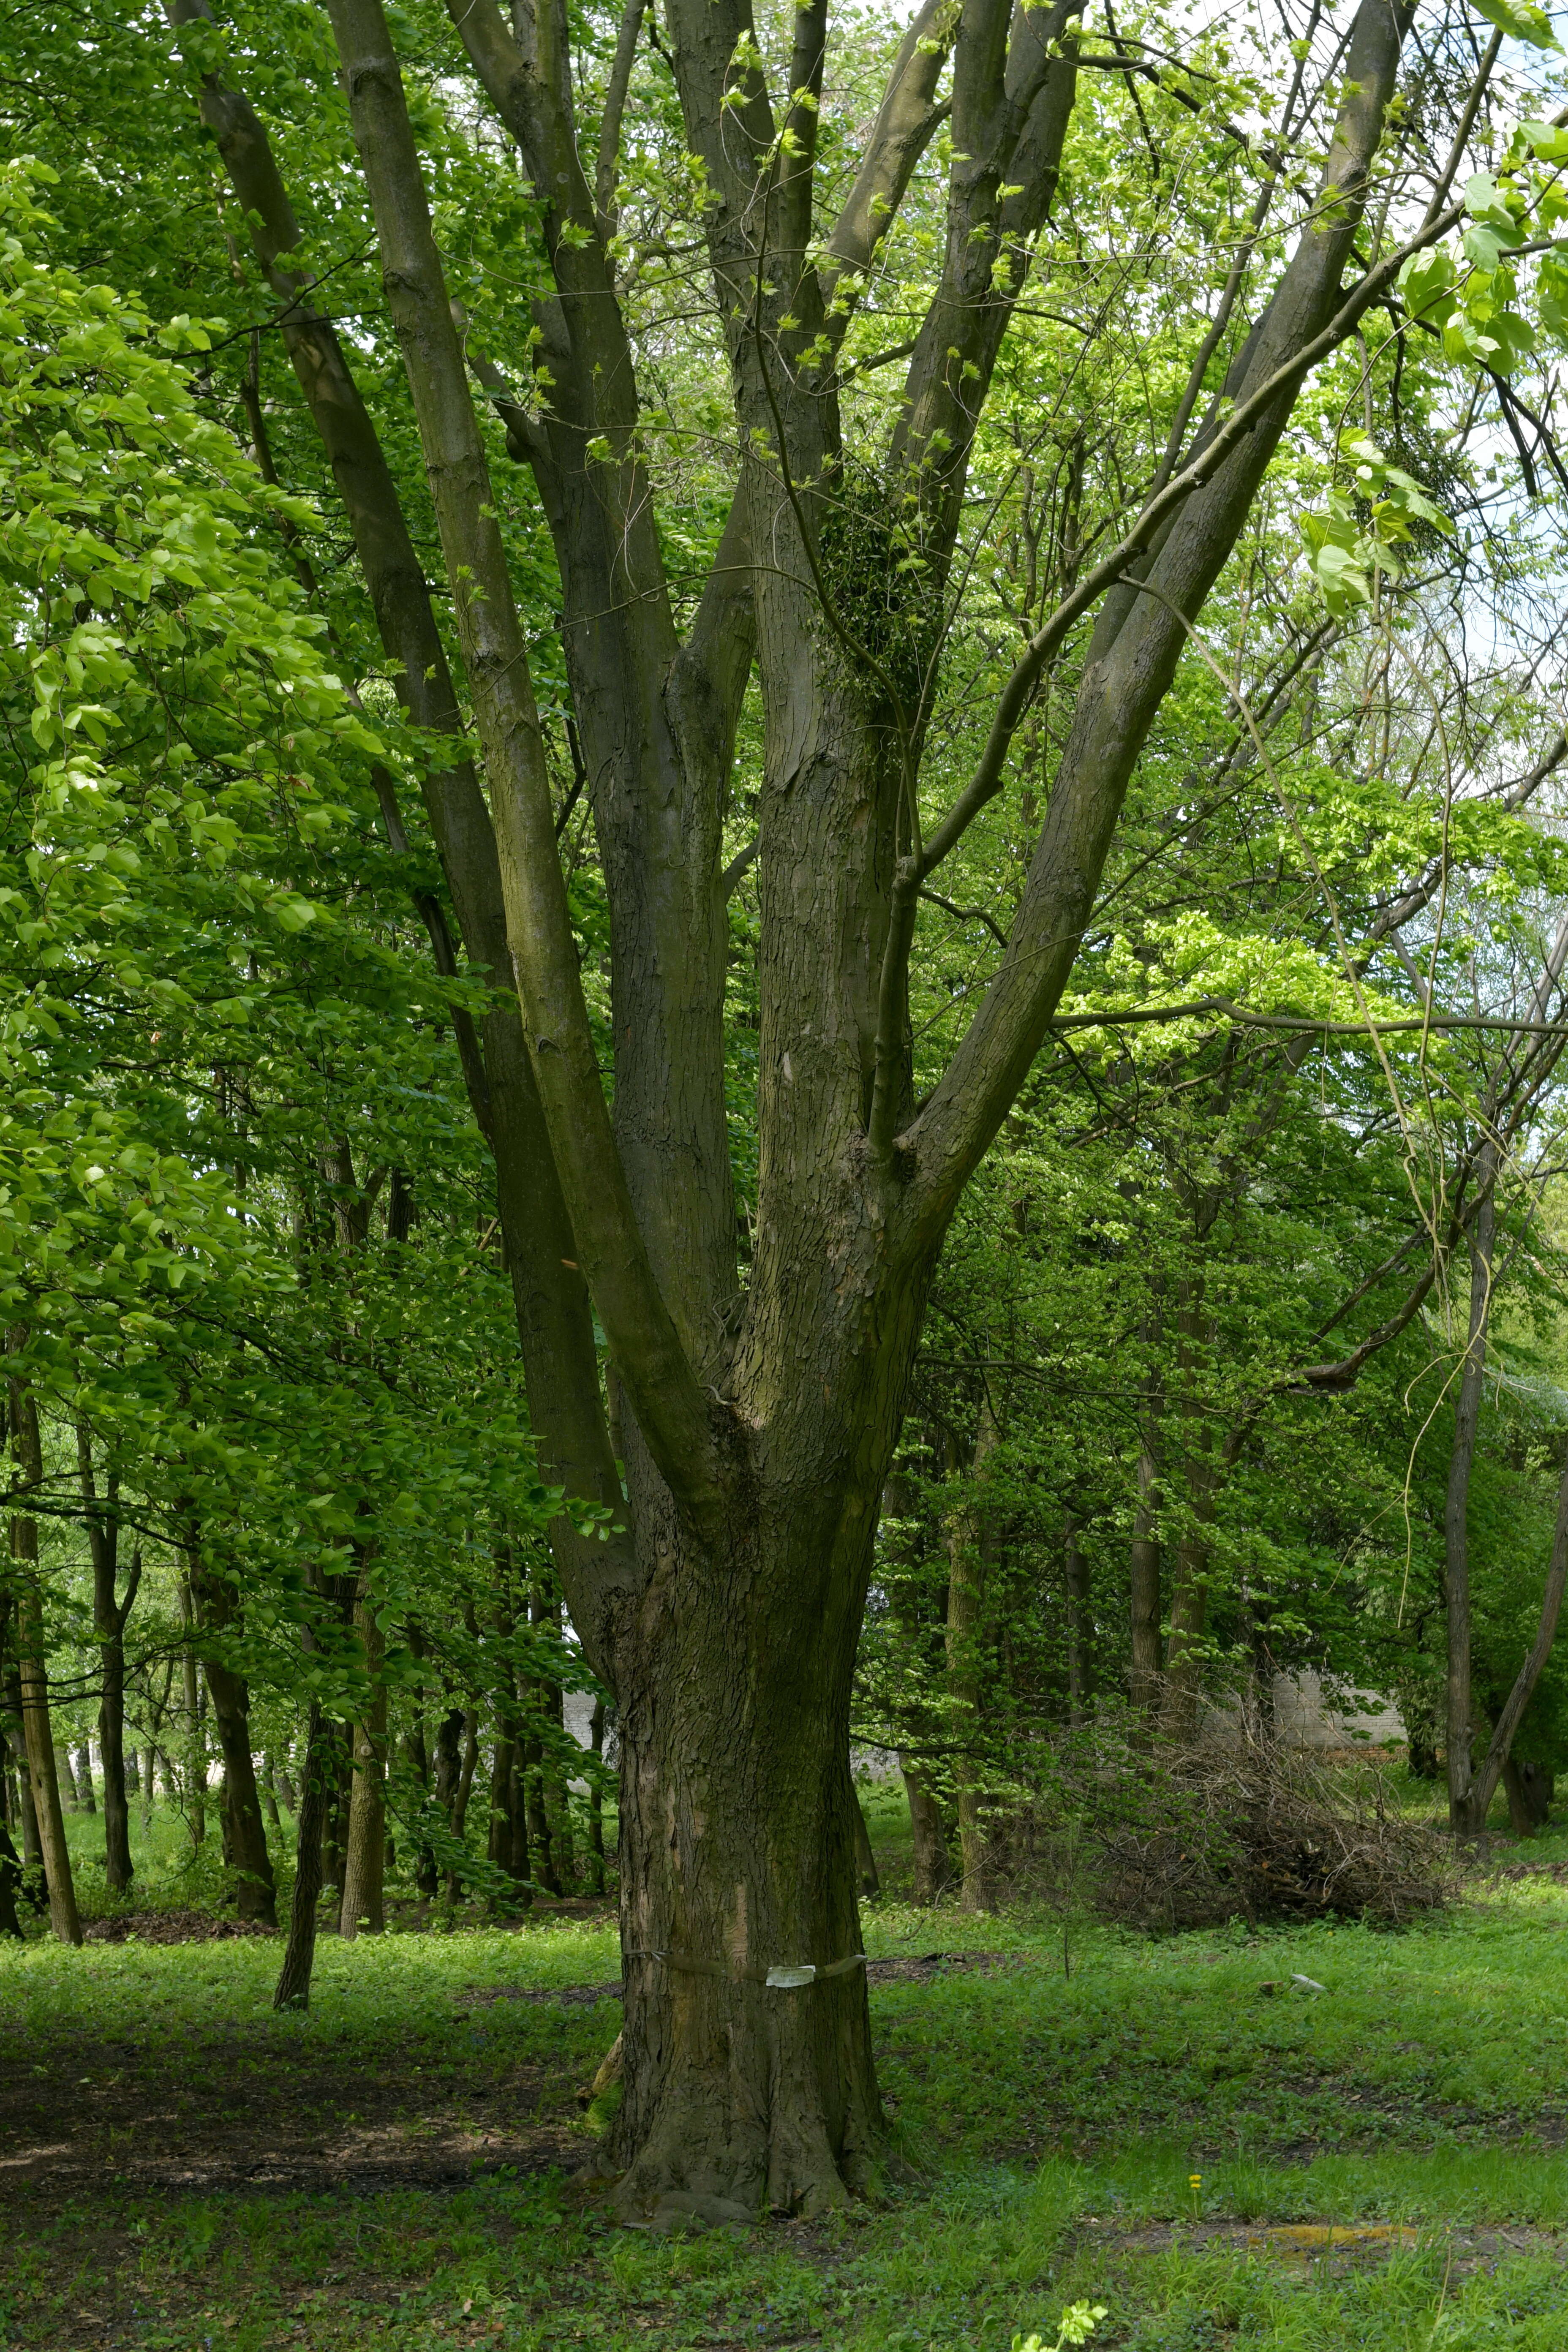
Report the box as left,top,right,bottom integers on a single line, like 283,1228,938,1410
6,1788,1568,2352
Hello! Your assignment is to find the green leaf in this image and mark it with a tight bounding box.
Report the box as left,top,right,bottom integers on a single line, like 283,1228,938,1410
1469,0,1560,47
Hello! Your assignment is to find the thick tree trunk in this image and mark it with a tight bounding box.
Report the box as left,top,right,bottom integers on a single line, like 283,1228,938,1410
610,1511,883,2222
188,1557,278,1924
340,1595,387,1938
1503,1759,1554,1836
1446,1161,1496,1835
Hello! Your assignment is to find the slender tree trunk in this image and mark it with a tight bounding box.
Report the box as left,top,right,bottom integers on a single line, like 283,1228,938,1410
587,1697,607,1895
8,1380,81,1945
441,1707,479,1905
900,1755,950,1904
852,1786,880,1898
1446,1158,1496,1835
0,1606,28,1937
274,1702,333,2009
4,1657,44,1905
1064,1514,1092,1723
321,1720,353,1910
0,1810,22,1940
178,1581,207,1848
139,1745,155,1838
485,1721,531,1911
1162,1279,1214,1740
433,1703,465,1821
523,1724,559,1897
340,1592,387,1938
406,1710,440,1898
260,1755,282,1832
1461,1428,1568,1835
98,1621,133,1893
945,1403,999,1911
74,1744,95,1813
82,1431,139,1896
188,1552,277,1924
483,1578,531,1911
1129,1328,1164,1716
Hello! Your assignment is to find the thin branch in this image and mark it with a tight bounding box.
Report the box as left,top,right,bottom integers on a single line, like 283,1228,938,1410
594,0,648,233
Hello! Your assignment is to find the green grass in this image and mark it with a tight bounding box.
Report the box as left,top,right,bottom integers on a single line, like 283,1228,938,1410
4,1809,1568,2349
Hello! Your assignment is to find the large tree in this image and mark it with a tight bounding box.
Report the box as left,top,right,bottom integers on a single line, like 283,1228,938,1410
145,0,1534,2216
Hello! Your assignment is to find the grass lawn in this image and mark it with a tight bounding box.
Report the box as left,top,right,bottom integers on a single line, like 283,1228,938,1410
4,1800,1568,2349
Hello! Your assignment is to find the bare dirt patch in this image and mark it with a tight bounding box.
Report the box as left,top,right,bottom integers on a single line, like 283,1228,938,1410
1086,2215,1568,2276
0,2025,586,2207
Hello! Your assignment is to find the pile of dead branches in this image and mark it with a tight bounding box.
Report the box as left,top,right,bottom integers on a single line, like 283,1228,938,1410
1057,1720,1454,1930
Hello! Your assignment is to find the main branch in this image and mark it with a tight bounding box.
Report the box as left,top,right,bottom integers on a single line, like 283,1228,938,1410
324,0,726,1529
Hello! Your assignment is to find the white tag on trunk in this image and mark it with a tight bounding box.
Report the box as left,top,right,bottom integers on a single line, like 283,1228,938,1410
765,1964,817,1988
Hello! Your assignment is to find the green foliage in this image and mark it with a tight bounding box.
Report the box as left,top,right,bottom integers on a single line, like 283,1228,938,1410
817,466,946,713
